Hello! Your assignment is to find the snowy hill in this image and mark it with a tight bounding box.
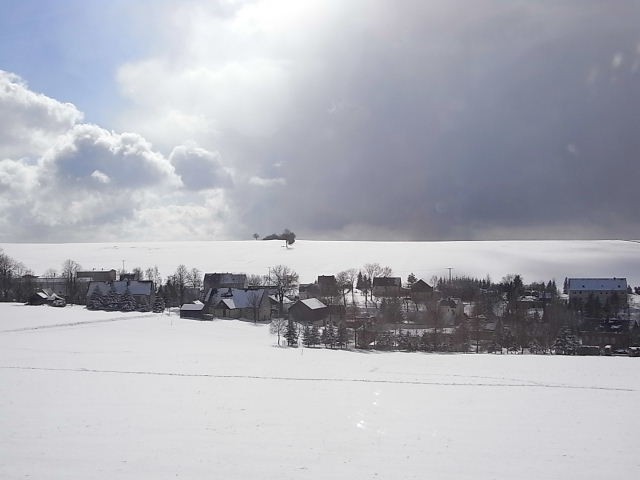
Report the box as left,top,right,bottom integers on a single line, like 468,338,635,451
3,239,640,285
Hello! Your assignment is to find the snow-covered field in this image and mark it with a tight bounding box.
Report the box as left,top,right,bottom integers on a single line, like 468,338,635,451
3,239,640,285
1,304,638,479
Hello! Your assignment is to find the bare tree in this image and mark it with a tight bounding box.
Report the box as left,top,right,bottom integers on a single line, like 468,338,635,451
336,269,357,307
145,266,162,289
247,274,264,287
253,233,260,240
42,268,58,278
171,264,189,305
61,259,82,303
270,317,288,346
132,267,143,280
267,264,299,315
0,249,18,301
187,268,202,289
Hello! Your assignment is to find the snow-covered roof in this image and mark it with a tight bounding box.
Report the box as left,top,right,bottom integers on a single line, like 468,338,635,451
207,288,267,310
180,303,205,311
568,278,627,291
299,298,327,310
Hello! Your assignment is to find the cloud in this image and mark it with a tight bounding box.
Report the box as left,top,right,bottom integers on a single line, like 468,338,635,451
0,71,83,160
112,0,640,240
169,145,233,190
0,71,234,242
248,176,286,187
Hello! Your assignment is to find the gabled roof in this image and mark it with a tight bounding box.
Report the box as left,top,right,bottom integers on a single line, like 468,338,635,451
297,298,327,310
207,288,268,310
180,303,205,311
203,273,247,288
411,279,433,291
568,278,628,291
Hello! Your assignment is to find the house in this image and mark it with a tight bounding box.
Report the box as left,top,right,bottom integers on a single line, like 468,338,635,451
438,298,465,325
203,273,247,292
27,289,65,306
32,276,68,297
317,275,338,297
205,287,271,321
180,302,207,320
410,279,433,303
298,283,320,300
372,277,402,297
76,269,117,283
288,298,328,324
567,278,628,306
268,295,294,315
86,280,154,309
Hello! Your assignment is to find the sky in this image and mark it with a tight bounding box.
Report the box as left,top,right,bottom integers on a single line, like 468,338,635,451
0,0,639,242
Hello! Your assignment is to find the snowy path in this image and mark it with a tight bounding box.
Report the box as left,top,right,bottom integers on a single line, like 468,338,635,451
0,365,634,392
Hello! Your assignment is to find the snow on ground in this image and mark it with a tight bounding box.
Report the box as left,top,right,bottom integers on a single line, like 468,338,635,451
1,304,638,479
3,239,640,285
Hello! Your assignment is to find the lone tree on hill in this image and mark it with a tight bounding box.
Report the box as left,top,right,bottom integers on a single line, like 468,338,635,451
263,229,296,248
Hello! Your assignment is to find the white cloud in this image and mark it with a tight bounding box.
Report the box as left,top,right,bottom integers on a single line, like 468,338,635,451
0,70,83,160
0,71,236,242
169,144,233,190
248,176,286,187
90,170,111,184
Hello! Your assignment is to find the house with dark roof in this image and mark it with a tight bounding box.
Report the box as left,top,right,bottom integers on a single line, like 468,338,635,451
77,270,117,283
317,275,338,297
205,287,271,321
372,277,402,297
288,298,329,324
410,279,433,302
203,273,247,292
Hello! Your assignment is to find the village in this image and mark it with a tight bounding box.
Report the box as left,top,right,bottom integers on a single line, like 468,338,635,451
3,247,639,356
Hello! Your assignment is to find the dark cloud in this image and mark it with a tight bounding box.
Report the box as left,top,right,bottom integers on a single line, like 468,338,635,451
206,1,640,240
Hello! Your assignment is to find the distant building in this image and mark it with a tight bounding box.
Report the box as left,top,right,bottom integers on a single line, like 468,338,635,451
203,273,247,292
372,277,402,297
317,275,338,297
568,278,628,305
288,298,328,324
180,302,207,320
76,270,117,283
410,279,433,303
205,287,271,321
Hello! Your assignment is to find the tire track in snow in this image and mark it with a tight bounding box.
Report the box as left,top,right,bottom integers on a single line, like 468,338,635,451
0,314,154,333
0,365,634,392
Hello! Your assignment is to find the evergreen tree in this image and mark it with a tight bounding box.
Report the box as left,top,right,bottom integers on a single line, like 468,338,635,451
104,285,122,311
284,319,298,346
337,323,348,348
87,286,104,310
322,323,336,348
407,273,417,287
152,294,166,313
419,331,430,351
310,325,320,347
303,324,313,347
120,288,137,312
